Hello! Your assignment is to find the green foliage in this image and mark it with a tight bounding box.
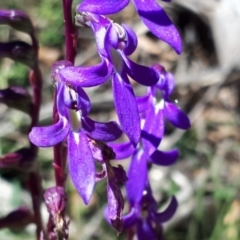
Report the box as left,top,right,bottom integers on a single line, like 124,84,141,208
37,0,64,47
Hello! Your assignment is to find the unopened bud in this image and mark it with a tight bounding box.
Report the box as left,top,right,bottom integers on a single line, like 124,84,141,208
0,10,33,35
0,207,34,230
0,86,32,114
0,41,36,67
44,186,67,217
0,148,36,172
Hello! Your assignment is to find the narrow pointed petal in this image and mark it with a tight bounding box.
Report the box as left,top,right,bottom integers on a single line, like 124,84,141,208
68,131,95,205
122,55,158,86
82,117,122,142
164,102,190,129
123,24,138,56
141,107,164,157
108,141,135,159
137,218,157,240
29,117,69,147
122,208,138,228
136,91,153,113
132,0,182,53
112,72,140,146
150,149,178,166
56,83,68,117
151,196,178,222
77,0,129,15
126,149,147,205
59,59,112,87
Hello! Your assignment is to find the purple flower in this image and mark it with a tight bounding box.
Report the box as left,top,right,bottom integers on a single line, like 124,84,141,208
122,185,178,240
29,61,122,204
77,0,182,53
60,13,159,146
109,65,189,205
143,64,191,130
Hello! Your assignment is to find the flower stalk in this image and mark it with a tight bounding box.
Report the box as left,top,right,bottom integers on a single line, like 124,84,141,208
1,0,190,239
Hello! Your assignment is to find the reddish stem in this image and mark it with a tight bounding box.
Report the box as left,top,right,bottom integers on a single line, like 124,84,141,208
28,34,44,239
62,0,77,63
52,0,77,185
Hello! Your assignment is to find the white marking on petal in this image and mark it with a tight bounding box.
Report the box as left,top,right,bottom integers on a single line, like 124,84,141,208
72,132,80,145
156,99,165,110
69,109,82,132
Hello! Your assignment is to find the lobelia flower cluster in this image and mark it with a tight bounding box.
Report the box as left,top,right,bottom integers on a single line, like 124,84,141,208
0,0,190,239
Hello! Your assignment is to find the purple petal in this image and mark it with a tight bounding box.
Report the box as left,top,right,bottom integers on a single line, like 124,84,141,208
59,59,112,87
123,24,138,55
164,102,190,129
151,196,178,223
141,107,164,157
51,60,73,82
90,21,109,57
108,141,135,159
77,0,129,15
105,24,119,50
56,83,68,117
136,90,153,113
68,131,95,205
76,87,91,116
161,72,175,99
29,117,69,147
82,117,122,142
150,149,179,166
61,85,91,116
122,55,158,86
122,208,138,228
112,72,140,146
137,218,157,240
132,0,182,54
126,149,147,205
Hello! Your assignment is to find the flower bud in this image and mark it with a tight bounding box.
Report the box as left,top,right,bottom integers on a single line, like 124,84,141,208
0,10,33,35
0,207,34,230
0,148,36,172
0,86,32,114
0,41,36,67
44,186,67,217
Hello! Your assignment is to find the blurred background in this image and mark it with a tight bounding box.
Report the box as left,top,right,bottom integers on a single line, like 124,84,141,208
1,0,240,239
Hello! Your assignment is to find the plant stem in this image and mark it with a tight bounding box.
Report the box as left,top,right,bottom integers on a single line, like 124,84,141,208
28,35,44,239
62,0,76,63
